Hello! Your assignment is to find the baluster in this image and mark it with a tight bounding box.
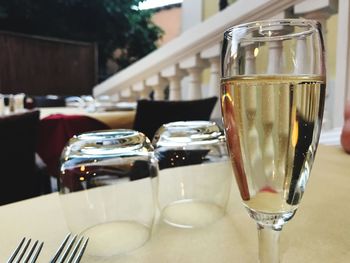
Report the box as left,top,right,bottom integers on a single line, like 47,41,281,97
279,34,309,194
180,54,208,100
334,0,350,127
262,41,283,185
240,43,265,190
187,68,202,99
281,32,310,192
132,81,151,100
168,76,182,101
110,94,119,103
294,0,338,129
256,13,285,188
245,44,257,74
295,36,308,74
201,44,221,118
113,90,121,102
279,86,291,199
161,65,185,101
146,74,168,100
207,57,221,118
267,41,282,74
120,87,136,101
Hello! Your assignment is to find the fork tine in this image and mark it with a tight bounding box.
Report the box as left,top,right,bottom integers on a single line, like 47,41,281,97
51,233,89,263
50,233,71,263
7,237,26,263
72,237,89,263
23,240,44,263
23,240,38,263
65,236,84,263
16,238,32,263
28,241,44,263
59,234,77,262
7,238,43,263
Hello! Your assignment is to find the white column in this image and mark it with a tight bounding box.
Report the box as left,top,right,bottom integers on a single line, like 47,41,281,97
263,42,279,180
207,57,221,118
168,77,182,100
294,36,308,74
120,87,137,101
187,68,203,99
244,44,257,74
132,81,151,100
161,65,185,101
201,44,221,118
294,0,338,129
113,91,122,102
146,74,168,100
110,94,120,102
207,57,220,98
334,0,350,127
180,54,208,100
267,41,282,74
242,43,264,187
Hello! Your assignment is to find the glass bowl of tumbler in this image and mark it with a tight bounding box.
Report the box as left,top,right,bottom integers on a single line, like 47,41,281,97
153,120,228,169
152,120,232,228
59,129,158,258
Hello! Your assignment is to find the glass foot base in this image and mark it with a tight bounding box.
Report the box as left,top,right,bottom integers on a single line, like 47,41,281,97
81,221,150,257
161,199,225,228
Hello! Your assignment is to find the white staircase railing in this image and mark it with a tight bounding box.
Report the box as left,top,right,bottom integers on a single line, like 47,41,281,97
93,0,348,135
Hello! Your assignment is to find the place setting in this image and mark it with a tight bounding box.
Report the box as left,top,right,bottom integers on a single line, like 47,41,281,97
7,233,88,263
1,12,350,263
55,117,231,261
52,18,328,262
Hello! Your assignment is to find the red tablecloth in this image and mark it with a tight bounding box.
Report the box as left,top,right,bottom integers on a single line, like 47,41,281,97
36,114,110,177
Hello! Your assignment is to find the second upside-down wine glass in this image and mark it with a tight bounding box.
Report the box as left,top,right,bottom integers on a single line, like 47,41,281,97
220,19,326,262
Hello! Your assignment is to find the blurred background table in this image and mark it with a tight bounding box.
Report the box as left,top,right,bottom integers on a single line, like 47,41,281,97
39,107,136,129
0,145,349,262
37,107,136,181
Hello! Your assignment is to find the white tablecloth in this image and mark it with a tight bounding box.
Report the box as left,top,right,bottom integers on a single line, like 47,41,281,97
0,145,349,262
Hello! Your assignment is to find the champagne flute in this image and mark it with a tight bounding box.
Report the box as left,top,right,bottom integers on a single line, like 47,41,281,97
220,19,325,262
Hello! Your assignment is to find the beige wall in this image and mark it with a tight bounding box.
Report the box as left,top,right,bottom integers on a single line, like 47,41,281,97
152,7,182,46
203,0,218,19
201,0,237,85
327,14,337,79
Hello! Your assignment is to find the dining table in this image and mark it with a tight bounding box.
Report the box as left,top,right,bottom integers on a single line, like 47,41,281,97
39,107,136,129
36,107,136,179
0,144,349,262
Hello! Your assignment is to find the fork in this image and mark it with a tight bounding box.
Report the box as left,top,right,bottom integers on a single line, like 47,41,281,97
50,233,89,263
7,237,44,263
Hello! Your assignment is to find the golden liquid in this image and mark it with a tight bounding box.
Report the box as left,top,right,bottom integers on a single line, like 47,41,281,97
221,75,325,214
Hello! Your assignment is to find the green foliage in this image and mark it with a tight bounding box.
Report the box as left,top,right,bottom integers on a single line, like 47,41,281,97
0,0,163,80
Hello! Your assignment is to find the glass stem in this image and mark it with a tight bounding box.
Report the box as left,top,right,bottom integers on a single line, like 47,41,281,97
257,224,281,263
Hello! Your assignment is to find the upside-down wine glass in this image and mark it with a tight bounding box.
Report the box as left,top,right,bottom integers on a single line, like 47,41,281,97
220,19,326,262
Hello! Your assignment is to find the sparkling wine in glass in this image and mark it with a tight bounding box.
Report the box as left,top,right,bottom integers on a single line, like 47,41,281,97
220,19,326,262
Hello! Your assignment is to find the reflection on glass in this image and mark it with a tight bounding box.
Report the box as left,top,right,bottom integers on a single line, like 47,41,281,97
153,121,232,228
59,129,158,257
221,19,326,262
153,120,227,169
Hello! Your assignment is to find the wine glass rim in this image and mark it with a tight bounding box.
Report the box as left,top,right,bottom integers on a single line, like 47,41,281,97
224,19,321,42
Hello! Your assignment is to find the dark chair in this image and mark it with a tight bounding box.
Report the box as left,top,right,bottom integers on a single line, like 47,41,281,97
0,110,43,205
133,97,218,140
33,95,66,107
36,114,110,178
